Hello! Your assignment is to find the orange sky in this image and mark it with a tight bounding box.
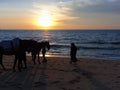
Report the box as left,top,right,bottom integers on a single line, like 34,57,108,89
0,0,120,30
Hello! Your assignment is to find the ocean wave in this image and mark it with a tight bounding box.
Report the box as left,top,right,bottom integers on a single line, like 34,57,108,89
51,44,120,50
86,41,120,45
51,44,70,48
79,46,120,50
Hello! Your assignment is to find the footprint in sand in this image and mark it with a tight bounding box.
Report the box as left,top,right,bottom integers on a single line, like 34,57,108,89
117,76,120,78
68,79,80,84
60,87,66,90
72,69,79,73
34,81,46,87
50,80,60,84
68,76,81,84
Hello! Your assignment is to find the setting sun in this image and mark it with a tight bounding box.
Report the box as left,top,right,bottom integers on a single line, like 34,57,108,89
38,16,53,27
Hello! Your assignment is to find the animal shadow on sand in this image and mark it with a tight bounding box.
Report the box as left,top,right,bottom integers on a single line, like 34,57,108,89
34,62,47,90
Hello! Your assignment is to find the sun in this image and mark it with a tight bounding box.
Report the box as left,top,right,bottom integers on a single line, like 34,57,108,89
38,16,53,27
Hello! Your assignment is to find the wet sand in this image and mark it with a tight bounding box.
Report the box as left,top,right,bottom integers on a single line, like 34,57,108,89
0,56,120,90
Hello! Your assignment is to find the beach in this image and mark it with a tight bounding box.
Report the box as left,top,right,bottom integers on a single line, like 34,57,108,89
0,0,120,90
0,56,120,90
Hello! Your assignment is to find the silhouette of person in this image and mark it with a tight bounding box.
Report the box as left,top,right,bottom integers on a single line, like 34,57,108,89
70,43,78,64
42,47,47,62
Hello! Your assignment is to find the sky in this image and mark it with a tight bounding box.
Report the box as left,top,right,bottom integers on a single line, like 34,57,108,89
0,0,120,30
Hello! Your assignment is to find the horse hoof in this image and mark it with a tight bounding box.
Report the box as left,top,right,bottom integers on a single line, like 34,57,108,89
13,70,16,72
38,62,41,64
23,67,27,69
42,60,47,63
69,61,72,64
19,70,22,72
18,68,22,72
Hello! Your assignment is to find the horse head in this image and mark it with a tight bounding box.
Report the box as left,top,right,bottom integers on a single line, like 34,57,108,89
42,41,50,50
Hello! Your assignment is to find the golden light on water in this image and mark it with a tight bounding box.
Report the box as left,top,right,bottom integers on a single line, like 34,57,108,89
39,54,51,57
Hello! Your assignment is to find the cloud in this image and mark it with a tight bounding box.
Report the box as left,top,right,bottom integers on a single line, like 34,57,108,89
31,0,120,26
58,0,120,14
80,0,120,14
52,0,120,26
32,1,78,24
52,0,120,23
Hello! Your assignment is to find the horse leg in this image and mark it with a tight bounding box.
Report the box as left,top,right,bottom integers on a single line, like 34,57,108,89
32,52,34,61
42,52,47,63
37,52,41,64
22,52,27,69
0,54,6,70
32,52,36,64
13,54,21,72
13,55,18,72
33,53,36,64
18,58,22,72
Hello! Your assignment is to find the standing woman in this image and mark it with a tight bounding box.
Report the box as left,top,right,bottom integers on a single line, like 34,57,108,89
70,43,78,64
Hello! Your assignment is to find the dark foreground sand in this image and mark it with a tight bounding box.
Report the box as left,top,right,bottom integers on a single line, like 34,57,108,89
0,56,120,90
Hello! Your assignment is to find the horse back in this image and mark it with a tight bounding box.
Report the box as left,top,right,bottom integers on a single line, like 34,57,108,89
0,40,14,55
20,39,37,52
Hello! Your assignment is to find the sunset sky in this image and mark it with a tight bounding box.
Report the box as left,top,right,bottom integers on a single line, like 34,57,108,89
0,0,120,30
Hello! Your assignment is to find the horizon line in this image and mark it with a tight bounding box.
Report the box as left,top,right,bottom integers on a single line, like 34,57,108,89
0,29,120,31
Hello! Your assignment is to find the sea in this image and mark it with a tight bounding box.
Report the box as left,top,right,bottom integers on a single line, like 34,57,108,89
0,30,120,60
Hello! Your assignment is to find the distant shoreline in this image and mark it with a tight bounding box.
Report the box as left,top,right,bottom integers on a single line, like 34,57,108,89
26,54,120,61
0,29,120,31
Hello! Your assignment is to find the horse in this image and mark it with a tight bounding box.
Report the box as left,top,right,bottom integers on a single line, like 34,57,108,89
16,39,37,68
0,38,37,72
31,41,50,64
0,38,23,71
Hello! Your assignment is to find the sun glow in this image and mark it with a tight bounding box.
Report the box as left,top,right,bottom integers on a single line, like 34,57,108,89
38,16,53,27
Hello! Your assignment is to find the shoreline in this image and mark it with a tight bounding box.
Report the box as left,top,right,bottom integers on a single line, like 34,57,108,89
27,54,120,61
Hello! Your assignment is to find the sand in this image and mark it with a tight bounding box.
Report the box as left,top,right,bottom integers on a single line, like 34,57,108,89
0,55,120,90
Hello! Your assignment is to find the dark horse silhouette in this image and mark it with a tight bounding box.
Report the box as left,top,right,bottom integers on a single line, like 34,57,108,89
17,39,37,71
31,41,50,64
0,39,37,72
0,39,50,71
